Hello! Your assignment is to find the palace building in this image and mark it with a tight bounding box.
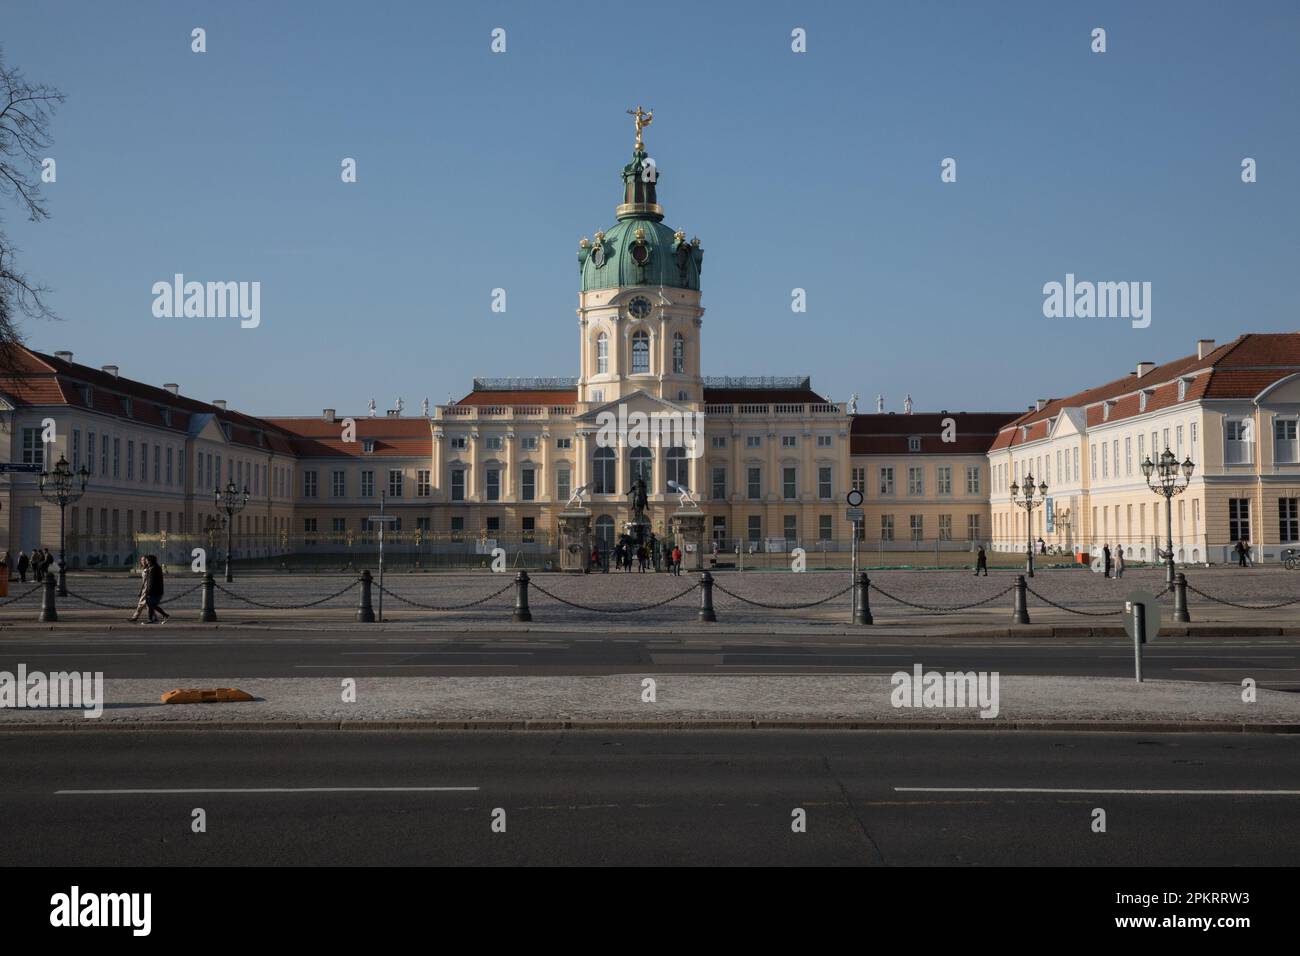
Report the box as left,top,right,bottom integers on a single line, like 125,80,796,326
0,115,1021,566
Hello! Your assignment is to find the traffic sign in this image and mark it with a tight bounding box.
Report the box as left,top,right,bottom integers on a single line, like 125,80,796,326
0,463,43,474
1124,589,1162,643
846,507,864,522
846,489,864,507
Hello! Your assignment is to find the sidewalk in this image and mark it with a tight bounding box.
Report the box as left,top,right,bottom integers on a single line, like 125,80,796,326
2,674,1297,731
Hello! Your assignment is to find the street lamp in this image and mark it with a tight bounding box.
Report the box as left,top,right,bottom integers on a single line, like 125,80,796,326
214,481,250,582
1010,472,1049,577
1141,448,1195,586
38,454,90,596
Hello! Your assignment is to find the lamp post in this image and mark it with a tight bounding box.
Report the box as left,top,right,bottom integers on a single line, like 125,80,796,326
1010,472,1049,577
214,481,249,582
1141,448,1194,587
38,454,90,596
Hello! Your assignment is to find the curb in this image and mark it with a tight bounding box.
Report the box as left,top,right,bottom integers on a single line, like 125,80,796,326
1,719,1298,733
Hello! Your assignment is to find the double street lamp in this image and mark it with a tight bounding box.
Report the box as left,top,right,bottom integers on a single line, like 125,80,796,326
38,455,90,596
1141,448,1194,586
1010,473,1048,577
214,481,250,582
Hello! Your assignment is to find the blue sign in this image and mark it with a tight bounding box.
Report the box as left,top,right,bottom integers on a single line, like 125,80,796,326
1045,497,1055,534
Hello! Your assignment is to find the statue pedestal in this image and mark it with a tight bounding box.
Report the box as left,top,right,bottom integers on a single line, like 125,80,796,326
557,509,593,572
671,510,707,572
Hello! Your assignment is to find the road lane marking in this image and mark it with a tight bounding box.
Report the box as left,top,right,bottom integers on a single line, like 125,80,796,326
56,786,480,795
0,652,146,657
294,664,519,668
895,787,1300,796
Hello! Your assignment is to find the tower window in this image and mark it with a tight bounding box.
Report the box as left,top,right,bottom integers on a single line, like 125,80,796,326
596,333,608,374
631,331,650,374
673,333,685,373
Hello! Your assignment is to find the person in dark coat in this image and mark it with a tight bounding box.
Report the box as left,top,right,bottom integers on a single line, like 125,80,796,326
143,555,169,624
974,546,988,576
1235,539,1250,568
1102,543,1112,578
16,551,29,583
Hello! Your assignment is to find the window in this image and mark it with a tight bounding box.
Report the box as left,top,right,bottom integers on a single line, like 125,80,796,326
782,466,797,500
362,439,375,454
1102,442,1108,478
596,333,608,374
852,467,865,492
71,429,81,471
88,432,96,475
939,514,953,541
1275,419,1299,464
556,437,572,450
1090,445,1097,479
1229,499,1250,541
416,517,430,532
153,444,159,482
783,515,797,544
486,435,503,451
332,518,346,536
712,516,727,544
1055,450,1061,484
521,436,538,452
781,435,797,448
908,436,921,452
450,516,465,540
1073,447,1079,481
522,516,536,543
105,438,111,477
965,466,980,495
879,467,894,495
936,465,952,495
967,514,981,541
910,515,923,542
711,466,727,500
1281,498,1299,543
451,469,465,501
630,447,652,487
417,469,431,497
1225,420,1253,464
672,333,684,374
747,467,761,500
361,470,375,497
818,466,832,500
521,468,535,501
113,439,121,479
304,518,317,535
590,389,604,403
388,469,403,498
303,470,318,497
747,515,762,544
127,440,134,479
817,435,832,448
1124,437,1131,476
332,470,347,497
1175,425,1184,457
450,436,467,451
881,515,894,541
666,446,688,490
20,428,44,466
746,435,761,448
908,466,923,496
819,515,833,542
631,330,650,373
557,466,571,503
593,447,616,494
712,436,727,448
486,469,500,501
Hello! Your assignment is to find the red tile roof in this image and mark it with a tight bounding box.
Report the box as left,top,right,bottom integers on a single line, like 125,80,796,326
851,412,1018,455
455,390,578,406
263,417,433,459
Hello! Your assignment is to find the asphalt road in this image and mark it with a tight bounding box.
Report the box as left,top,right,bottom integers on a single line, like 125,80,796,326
0,629,1298,686
0,730,1297,865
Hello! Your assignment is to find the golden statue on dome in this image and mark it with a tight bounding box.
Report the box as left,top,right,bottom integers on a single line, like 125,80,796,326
627,105,653,150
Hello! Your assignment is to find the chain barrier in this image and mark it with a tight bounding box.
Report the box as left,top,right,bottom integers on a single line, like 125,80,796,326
376,581,514,611
214,580,358,609
869,582,1014,612
0,584,44,607
1024,585,1123,617
529,580,698,614
712,580,853,609
62,579,206,610
1185,584,1300,611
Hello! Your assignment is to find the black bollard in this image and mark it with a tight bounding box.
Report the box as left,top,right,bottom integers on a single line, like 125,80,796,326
513,570,532,622
199,572,217,623
38,573,57,623
1012,574,1030,624
855,571,873,625
357,569,375,623
1173,572,1191,623
699,571,717,622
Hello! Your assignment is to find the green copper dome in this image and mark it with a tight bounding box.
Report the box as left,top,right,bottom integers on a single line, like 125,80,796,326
578,144,703,293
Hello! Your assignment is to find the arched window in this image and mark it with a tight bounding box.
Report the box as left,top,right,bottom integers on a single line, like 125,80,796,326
673,333,685,373
595,515,616,550
630,446,652,487
631,330,650,374
666,445,688,491
677,389,688,402
596,333,608,374
593,446,616,494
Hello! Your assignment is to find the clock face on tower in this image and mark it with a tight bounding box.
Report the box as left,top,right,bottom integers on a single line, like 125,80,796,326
628,296,652,319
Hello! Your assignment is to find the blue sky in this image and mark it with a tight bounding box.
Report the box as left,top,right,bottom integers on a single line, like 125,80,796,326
4,0,1298,415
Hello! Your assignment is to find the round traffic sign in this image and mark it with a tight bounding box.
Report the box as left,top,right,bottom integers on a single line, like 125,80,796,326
846,489,864,507
1123,589,1162,642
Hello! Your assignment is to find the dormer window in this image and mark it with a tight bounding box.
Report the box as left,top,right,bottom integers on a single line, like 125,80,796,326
122,397,133,417
1102,401,1115,421
362,439,376,454
908,436,922,452
1178,377,1191,401
80,386,92,406
161,408,171,427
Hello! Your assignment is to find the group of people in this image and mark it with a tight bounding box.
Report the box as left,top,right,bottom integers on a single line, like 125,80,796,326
0,548,56,583
588,539,684,575
128,554,169,624
1098,543,1126,578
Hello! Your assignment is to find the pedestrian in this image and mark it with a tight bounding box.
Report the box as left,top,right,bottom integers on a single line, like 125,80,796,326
1114,547,1125,578
974,545,988,576
1037,536,1045,555
142,554,169,624
1236,539,1250,568
127,556,149,622
671,545,682,576
1102,543,1112,579
16,550,29,583
0,550,8,583
32,549,43,583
